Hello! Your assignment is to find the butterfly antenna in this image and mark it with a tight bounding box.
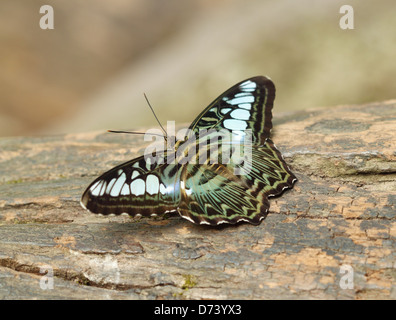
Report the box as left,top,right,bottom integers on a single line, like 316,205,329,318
107,130,165,138
143,93,168,141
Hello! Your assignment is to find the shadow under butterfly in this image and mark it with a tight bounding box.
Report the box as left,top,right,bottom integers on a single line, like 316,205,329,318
81,76,297,226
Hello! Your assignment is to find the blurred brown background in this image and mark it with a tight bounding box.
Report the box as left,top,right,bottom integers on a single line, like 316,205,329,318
0,0,395,137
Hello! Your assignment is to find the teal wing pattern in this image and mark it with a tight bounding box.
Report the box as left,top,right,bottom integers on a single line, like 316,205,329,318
178,163,270,225
176,76,297,225
177,139,296,225
234,139,296,197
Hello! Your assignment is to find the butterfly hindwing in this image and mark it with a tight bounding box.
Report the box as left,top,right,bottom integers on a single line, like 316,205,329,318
233,139,297,197
178,163,269,225
176,138,296,225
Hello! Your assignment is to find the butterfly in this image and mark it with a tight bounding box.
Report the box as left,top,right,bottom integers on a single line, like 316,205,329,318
80,76,297,226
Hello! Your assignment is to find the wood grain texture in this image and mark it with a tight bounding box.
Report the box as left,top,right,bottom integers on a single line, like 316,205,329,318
0,100,395,299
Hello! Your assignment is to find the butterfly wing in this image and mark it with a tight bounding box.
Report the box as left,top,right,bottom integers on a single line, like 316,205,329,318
188,76,275,145
178,163,269,225
81,151,182,216
177,139,296,225
235,139,297,197
176,76,296,225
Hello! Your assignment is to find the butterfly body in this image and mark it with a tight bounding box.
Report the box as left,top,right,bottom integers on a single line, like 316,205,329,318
81,76,297,226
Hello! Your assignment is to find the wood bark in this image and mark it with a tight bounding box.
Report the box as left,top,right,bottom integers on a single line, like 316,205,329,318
0,101,395,299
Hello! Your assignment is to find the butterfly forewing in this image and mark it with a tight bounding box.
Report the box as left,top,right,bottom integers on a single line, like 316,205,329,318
188,76,275,145
81,151,180,216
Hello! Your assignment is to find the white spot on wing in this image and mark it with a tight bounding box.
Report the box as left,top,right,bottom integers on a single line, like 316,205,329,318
110,173,126,197
131,178,145,196
132,162,140,168
227,95,254,105
220,108,232,114
160,183,166,195
239,80,256,91
90,180,102,196
223,119,248,131
121,184,130,195
106,178,116,194
230,109,250,120
234,92,251,98
181,215,195,224
99,181,107,196
131,170,140,179
216,220,230,225
241,87,256,93
146,174,159,195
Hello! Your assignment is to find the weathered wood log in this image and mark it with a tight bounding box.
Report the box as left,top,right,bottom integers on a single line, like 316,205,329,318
0,100,395,299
